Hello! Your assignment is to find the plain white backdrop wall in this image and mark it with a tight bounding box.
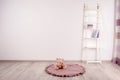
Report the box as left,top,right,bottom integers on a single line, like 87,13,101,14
0,0,114,60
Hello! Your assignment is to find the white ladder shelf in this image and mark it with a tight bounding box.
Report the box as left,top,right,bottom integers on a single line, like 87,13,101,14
81,3,101,64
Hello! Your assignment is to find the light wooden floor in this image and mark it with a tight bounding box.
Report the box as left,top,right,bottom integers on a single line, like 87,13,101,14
0,61,120,80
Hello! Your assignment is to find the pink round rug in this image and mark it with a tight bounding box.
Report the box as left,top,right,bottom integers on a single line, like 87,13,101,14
45,64,85,77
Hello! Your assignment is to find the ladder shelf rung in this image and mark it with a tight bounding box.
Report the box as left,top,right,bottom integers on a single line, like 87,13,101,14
84,9,99,11
83,47,97,49
83,37,99,39
84,15,99,18
84,22,99,24
87,60,102,64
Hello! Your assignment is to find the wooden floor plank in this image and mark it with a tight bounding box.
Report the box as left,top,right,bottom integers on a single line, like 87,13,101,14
0,61,119,80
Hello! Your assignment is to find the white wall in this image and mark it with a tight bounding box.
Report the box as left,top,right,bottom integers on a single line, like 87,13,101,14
0,0,114,60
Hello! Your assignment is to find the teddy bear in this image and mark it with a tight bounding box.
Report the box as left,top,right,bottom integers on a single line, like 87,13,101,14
54,58,67,70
